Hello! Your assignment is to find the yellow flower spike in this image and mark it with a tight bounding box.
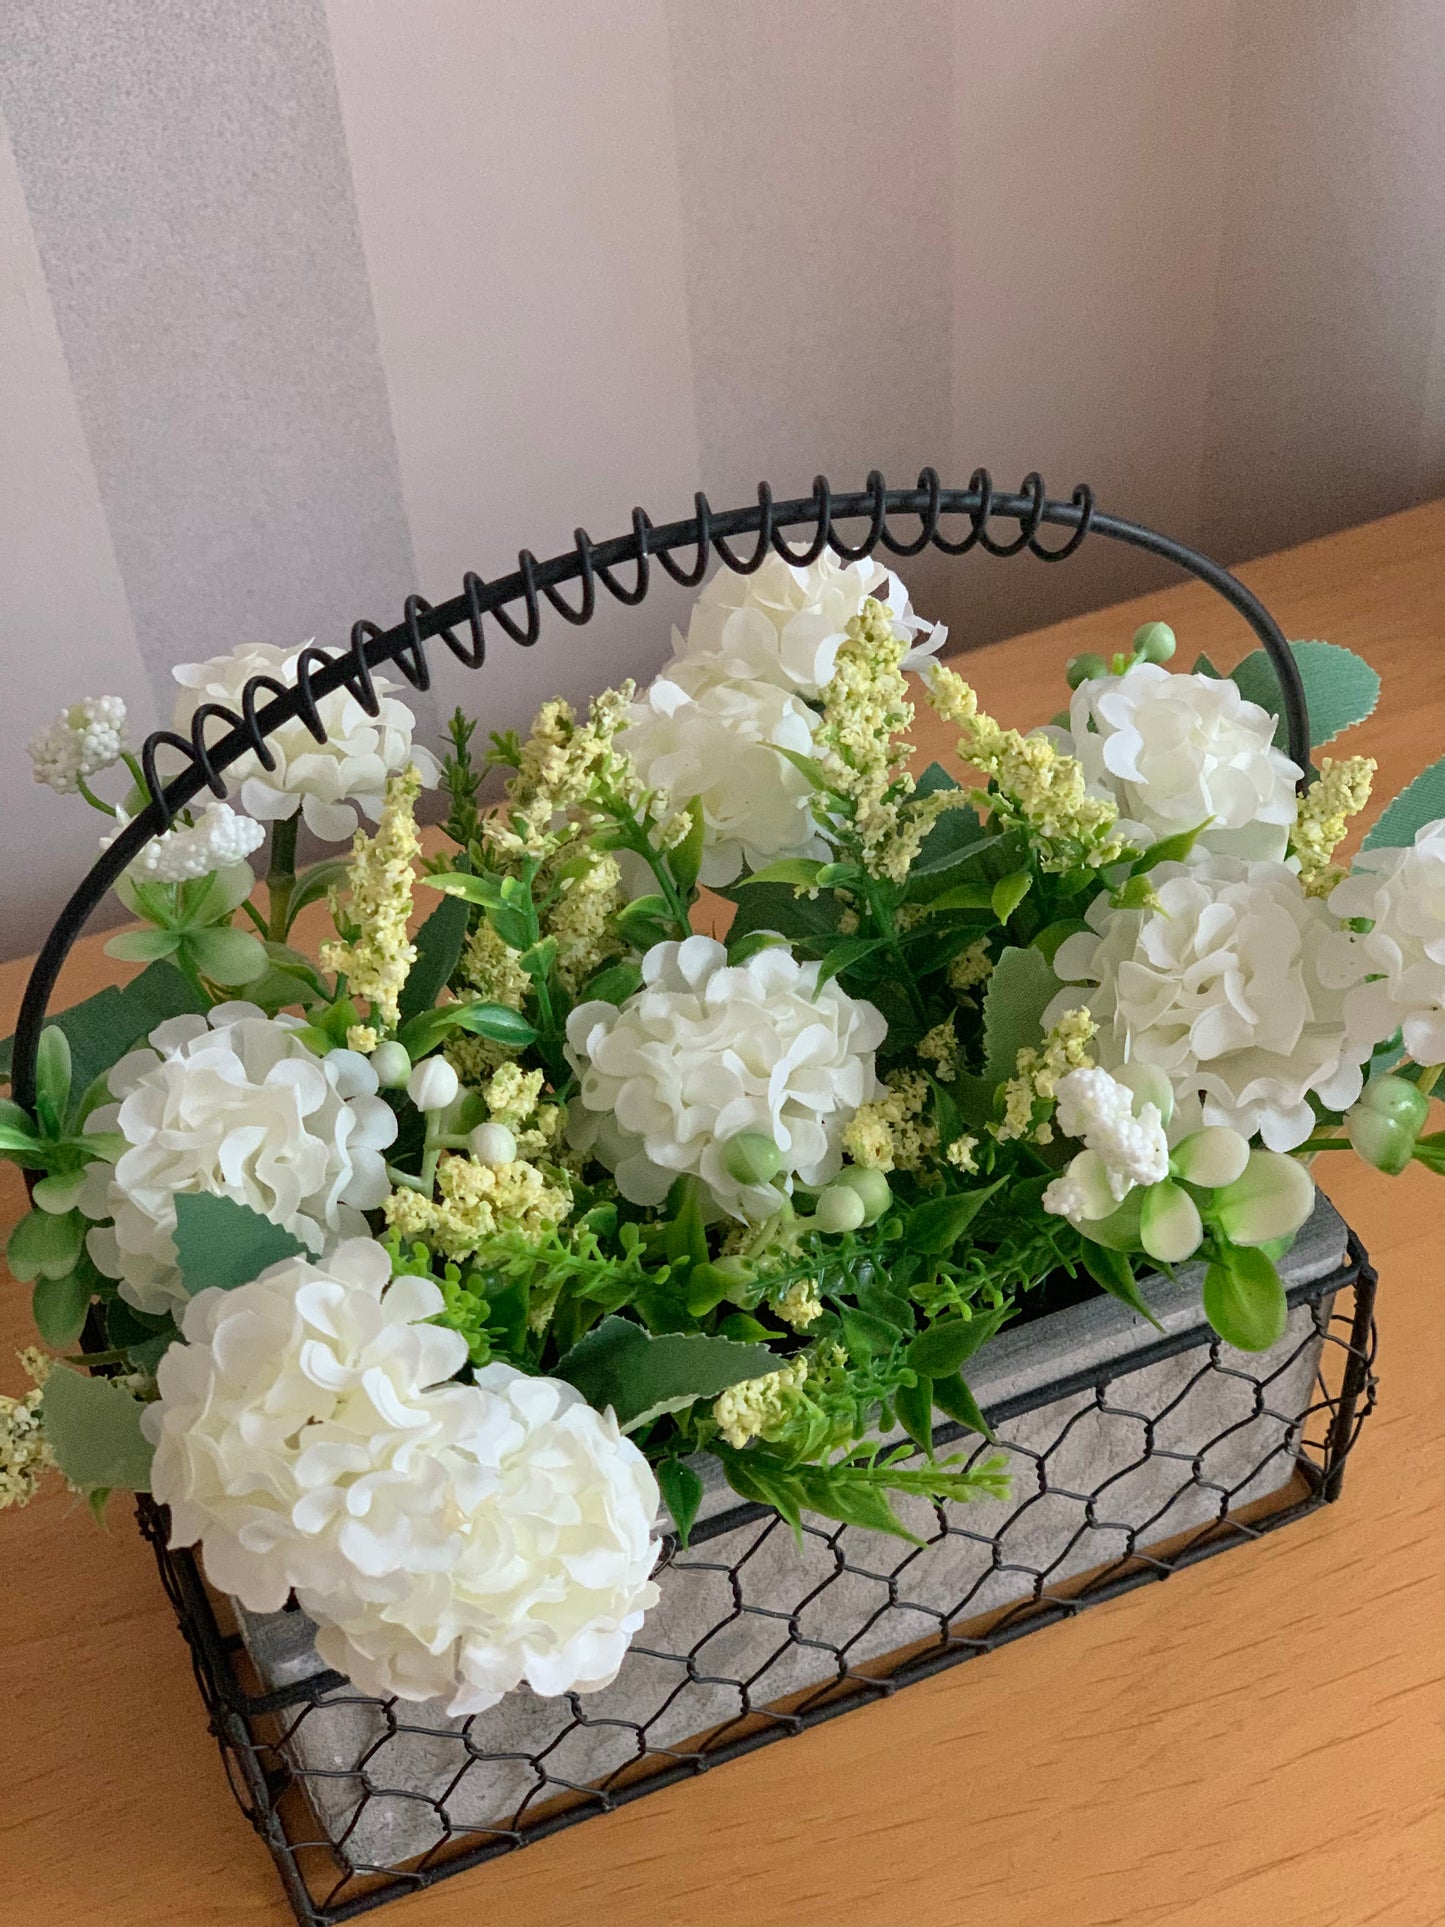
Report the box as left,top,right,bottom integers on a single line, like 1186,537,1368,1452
1292,755,1376,896
319,765,423,1031
994,1008,1097,1143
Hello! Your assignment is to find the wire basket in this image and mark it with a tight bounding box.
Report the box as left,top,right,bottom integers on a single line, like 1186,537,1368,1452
11,472,1369,1926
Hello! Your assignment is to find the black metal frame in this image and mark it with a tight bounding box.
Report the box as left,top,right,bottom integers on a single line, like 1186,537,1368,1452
10,467,1310,1107
13,470,1355,1924
139,1238,1376,1927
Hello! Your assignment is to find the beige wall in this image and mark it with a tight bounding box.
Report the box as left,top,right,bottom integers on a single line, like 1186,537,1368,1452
2,0,1444,957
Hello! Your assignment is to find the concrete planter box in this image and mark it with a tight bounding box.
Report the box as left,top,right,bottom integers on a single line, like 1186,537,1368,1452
225,1195,1359,1876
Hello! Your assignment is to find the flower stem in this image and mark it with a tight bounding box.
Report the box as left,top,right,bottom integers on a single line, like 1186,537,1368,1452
76,777,117,817
1417,1064,1442,1098
267,815,300,941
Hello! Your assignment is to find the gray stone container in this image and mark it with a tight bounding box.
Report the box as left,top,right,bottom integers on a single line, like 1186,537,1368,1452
236,1197,1351,1872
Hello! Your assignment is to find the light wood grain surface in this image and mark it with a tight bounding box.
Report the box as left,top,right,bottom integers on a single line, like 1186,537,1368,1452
3,505,1444,1927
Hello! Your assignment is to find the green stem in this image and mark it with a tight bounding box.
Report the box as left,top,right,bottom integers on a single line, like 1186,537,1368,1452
1417,1064,1442,1098
1302,1138,1352,1152
120,751,149,801
266,815,300,942
76,776,118,817
239,898,269,936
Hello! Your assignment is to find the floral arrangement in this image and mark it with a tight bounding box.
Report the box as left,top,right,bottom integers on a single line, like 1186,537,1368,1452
4,550,1442,1720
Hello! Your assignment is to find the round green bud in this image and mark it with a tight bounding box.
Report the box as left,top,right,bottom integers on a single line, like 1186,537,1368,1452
1131,621,1176,664
1354,1072,1430,1131
371,1040,412,1089
720,1131,784,1187
1345,1103,1416,1177
815,1184,867,1234
831,1165,893,1224
1066,652,1108,690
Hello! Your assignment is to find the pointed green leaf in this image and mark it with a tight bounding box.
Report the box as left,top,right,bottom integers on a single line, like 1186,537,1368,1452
32,1269,93,1347
1363,754,1445,851
906,1179,1005,1255
1202,1245,1288,1352
981,946,1059,1084
1230,639,1379,751
553,1316,777,1431
657,1457,705,1548
990,871,1032,923
172,1193,306,1295
668,797,707,897
930,1371,994,1438
578,962,644,1007
737,858,828,889
1081,1239,1162,1330
1135,822,1210,872
398,894,471,1026
40,1365,154,1492
905,1303,1009,1377
895,1374,935,1453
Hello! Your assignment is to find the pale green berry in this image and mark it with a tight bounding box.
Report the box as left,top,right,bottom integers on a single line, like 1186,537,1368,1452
830,1165,893,1224
1344,1073,1430,1175
468,1122,518,1167
371,1040,412,1089
815,1184,867,1234
1131,621,1176,664
1066,652,1107,690
720,1132,784,1187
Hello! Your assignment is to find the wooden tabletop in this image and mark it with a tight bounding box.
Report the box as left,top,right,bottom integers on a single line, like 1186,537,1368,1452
4,504,1444,1927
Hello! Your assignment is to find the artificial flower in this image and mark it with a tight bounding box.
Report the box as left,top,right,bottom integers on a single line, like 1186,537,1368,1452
617,659,823,885
145,1239,661,1715
565,935,885,1219
103,801,265,882
28,696,128,795
1050,854,1367,1151
171,643,439,842
319,766,422,1030
1291,755,1375,895
78,1005,396,1314
673,552,945,700
1056,662,1300,860
1324,819,1445,1065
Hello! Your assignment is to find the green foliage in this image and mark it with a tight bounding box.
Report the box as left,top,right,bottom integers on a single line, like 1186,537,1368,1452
41,1365,154,1493
172,1193,306,1296
1079,1240,1162,1330
32,1268,94,1347
553,1317,779,1432
657,1457,705,1546
398,895,471,1026
0,959,206,1095
717,1440,1011,1544
1230,639,1379,751
1363,754,1445,850
1202,1243,1288,1352
980,945,1059,1084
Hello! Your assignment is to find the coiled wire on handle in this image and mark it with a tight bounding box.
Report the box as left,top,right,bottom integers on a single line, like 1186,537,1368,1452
10,468,1309,1110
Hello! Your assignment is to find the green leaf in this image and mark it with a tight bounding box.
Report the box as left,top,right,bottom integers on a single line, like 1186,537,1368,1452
399,1000,537,1058
1081,1240,1163,1329
553,1317,778,1432
914,761,961,798
40,1366,154,1492
398,894,470,1026
285,857,353,924
715,880,842,948
1364,755,1445,851
990,871,1032,923
905,1303,1009,1377
840,1308,899,1361
981,945,1059,1085
771,745,833,791
35,1027,73,1124
930,1371,993,1438
614,894,674,950
6,1207,84,1282
737,859,828,890
668,798,707,897
1230,639,1379,752
814,936,889,991
905,1180,1005,1255
727,930,791,965
579,962,644,1007
32,1269,93,1347
658,1458,705,1547
719,1450,805,1538
420,869,504,907
1202,1245,1288,1352
172,1193,306,1295
1135,822,1210,872
485,901,534,952
894,1373,935,1452
184,926,267,986
922,881,996,914
0,960,207,1106
795,1464,917,1541
103,927,182,964
1193,653,1223,679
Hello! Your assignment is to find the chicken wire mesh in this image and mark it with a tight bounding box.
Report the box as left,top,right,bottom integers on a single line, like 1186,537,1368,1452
137,1219,1375,1927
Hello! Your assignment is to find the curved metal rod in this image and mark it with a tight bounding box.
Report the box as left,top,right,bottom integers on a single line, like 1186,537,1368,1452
10,471,1308,1109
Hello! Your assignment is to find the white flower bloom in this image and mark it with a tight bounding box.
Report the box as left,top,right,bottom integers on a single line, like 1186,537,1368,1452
1050,1065,1170,1207
1049,854,1367,1152
672,552,946,700
171,643,440,842
565,935,886,1219
1059,664,1300,860
102,801,266,881
617,658,824,886
1323,819,1445,1064
28,696,129,794
145,1240,661,1715
78,1005,397,1314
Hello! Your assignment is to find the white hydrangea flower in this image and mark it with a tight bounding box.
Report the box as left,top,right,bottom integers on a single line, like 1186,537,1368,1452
565,935,886,1220
617,657,824,885
1059,664,1300,860
1049,854,1367,1152
78,1005,397,1314
102,801,266,881
28,696,129,794
1323,820,1445,1064
144,1240,661,1715
171,643,440,842
672,552,946,699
